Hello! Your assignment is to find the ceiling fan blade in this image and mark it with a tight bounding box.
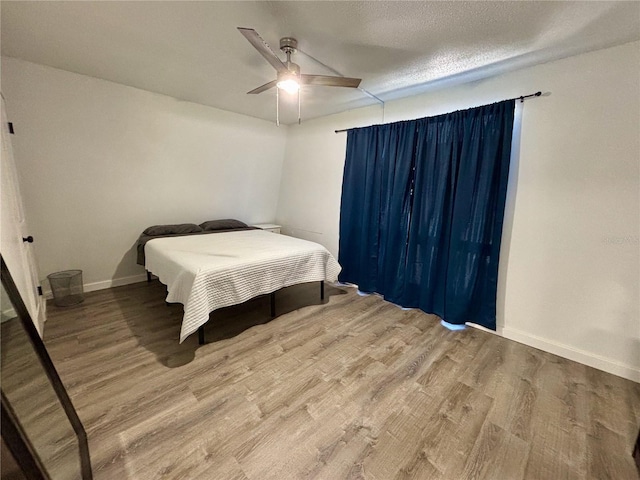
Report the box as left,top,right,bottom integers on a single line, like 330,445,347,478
237,27,287,74
300,75,362,88
247,80,277,94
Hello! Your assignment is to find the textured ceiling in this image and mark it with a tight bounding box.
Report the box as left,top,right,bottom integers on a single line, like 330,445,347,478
2,1,639,125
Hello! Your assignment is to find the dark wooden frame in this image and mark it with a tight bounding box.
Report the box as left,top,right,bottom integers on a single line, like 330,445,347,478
1,255,93,479
634,427,640,473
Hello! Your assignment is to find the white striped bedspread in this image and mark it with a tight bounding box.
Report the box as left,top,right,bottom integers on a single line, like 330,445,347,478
144,229,342,343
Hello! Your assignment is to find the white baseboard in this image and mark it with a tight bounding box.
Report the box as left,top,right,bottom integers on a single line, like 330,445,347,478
43,273,148,299
84,274,148,293
502,326,640,383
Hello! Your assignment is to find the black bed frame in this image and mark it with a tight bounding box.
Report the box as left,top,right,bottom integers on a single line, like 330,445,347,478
147,272,325,345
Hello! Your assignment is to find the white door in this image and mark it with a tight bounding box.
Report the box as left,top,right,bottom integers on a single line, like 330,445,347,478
1,97,46,335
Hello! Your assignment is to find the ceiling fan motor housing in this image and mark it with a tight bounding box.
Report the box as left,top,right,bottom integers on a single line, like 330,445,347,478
279,37,298,54
280,62,300,77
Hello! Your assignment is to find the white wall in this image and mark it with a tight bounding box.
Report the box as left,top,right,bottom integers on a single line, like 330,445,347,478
276,41,640,381
1,57,287,291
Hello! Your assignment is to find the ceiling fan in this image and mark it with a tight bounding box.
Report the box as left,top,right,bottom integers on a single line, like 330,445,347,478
237,27,362,124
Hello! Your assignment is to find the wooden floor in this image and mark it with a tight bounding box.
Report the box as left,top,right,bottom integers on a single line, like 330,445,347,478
2,318,81,479
41,281,640,480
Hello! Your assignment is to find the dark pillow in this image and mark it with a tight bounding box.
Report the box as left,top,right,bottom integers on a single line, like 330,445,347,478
199,219,248,231
143,223,203,236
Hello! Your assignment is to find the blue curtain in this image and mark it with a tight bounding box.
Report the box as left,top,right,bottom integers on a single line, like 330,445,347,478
338,100,515,330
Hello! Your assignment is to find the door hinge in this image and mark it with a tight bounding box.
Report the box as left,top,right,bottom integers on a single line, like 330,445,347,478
8,122,14,134
37,286,43,296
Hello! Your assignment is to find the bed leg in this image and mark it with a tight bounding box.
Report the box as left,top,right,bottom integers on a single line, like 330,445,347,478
198,326,205,345
147,271,151,282
320,281,325,301
270,292,276,317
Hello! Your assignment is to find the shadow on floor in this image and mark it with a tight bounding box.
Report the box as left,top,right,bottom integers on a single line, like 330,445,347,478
116,280,347,369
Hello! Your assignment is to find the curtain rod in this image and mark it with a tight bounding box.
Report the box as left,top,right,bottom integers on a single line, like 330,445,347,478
334,91,542,133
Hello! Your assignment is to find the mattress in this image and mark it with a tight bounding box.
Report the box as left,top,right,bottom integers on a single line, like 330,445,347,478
144,230,341,342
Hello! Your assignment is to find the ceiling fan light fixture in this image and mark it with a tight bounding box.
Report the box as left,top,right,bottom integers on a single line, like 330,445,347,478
276,67,300,94
276,77,300,94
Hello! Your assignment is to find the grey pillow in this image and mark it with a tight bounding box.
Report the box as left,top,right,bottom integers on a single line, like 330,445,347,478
143,223,203,236
199,219,248,231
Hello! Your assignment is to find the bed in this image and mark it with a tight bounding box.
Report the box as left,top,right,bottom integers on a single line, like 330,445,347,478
139,222,341,344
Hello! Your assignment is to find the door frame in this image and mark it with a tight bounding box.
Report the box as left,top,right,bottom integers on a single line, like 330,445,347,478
1,96,46,335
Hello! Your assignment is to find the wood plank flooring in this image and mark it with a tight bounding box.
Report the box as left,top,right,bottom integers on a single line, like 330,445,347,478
2,319,82,479
40,281,640,480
